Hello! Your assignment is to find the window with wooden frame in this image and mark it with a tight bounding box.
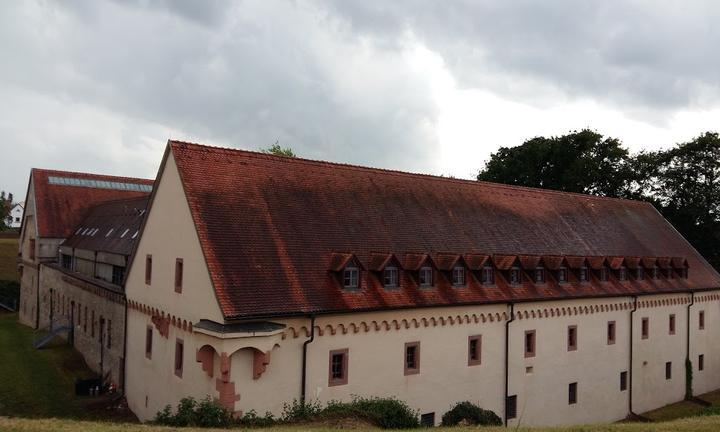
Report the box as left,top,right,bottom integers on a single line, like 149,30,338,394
510,267,522,285
91,310,95,337
618,266,628,281
404,342,420,375
468,335,482,366
699,310,705,330
343,262,359,289
665,361,672,380
699,354,705,371
524,330,536,358
534,266,545,284
175,339,184,378
607,321,616,345
557,267,568,283
328,349,349,386
83,306,88,333
145,326,153,359
579,266,589,282
641,317,649,339
567,325,577,351
669,314,676,335
145,254,152,285
568,382,577,405
620,371,628,391
652,267,660,280
452,266,465,287
107,319,112,349
599,267,609,282
636,267,645,281
481,266,494,285
418,266,433,287
383,266,399,288
174,258,183,293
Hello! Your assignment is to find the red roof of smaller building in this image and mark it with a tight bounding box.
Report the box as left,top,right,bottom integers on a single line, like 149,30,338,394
31,169,154,238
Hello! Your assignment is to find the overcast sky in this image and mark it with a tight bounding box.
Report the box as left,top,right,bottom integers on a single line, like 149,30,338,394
2,1,720,199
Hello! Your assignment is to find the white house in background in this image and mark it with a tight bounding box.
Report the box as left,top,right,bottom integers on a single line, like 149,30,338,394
7,202,24,229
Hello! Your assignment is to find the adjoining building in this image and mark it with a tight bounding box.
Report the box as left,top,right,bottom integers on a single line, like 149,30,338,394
6,202,24,229
17,169,153,388
123,140,720,426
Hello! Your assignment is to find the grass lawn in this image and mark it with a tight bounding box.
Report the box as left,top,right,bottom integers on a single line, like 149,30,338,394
2,416,720,432
0,237,19,282
642,390,720,422
0,312,105,419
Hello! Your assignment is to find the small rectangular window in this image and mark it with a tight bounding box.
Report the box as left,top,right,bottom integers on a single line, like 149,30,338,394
699,354,705,371
468,335,482,366
145,255,152,285
383,266,399,288
419,266,433,287
620,371,628,391
510,267,521,285
29,238,36,260
506,395,517,419
665,361,672,380
145,327,153,359
568,382,577,405
175,258,184,293
607,321,616,345
175,339,184,378
641,317,649,339
579,266,588,282
328,349,349,386
669,314,676,335
452,266,465,287
524,330,536,358
404,342,420,375
343,264,359,289
481,266,494,285
91,310,95,337
557,267,568,283
83,306,88,333
699,311,705,330
534,267,545,283
599,267,609,281
619,267,627,281
567,325,577,351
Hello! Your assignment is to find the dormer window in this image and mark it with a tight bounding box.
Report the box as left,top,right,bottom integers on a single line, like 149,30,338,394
343,263,359,289
619,266,627,281
481,266,494,285
557,267,568,283
534,267,545,284
383,266,399,288
682,268,689,279
652,267,660,279
636,267,645,280
509,266,521,285
452,266,465,287
419,266,433,287
579,266,589,282
599,267,609,282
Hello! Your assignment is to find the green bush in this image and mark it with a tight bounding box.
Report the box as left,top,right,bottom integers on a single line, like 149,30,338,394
322,396,419,429
236,409,276,427
441,401,502,426
700,406,720,416
154,396,233,428
281,399,322,422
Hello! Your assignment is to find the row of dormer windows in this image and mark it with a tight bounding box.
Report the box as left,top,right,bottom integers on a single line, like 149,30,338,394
341,261,689,290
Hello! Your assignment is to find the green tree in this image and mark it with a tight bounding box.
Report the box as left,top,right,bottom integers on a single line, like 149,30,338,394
477,129,631,197
262,143,296,157
632,132,720,270
0,191,9,231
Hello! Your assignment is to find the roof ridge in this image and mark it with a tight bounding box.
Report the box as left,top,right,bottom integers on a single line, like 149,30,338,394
32,167,154,184
168,139,650,206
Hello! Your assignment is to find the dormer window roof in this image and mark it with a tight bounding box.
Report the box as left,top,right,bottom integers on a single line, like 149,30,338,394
328,252,365,290
404,253,435,288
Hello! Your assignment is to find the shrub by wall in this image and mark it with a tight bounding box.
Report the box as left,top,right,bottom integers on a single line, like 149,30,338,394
441,401,502,426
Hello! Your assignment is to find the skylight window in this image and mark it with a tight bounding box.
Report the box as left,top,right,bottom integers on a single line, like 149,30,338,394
132,230,139,239
120,228,130,238
48,176,152,192
75,227,83,235
106,228,114,237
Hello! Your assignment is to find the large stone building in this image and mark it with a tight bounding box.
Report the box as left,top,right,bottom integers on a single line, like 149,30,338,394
123,141,720,427
17,169,152,387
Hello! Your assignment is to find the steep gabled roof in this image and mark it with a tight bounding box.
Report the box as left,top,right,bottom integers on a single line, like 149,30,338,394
31,169,154,238
62,196,149,256
168,140,720,320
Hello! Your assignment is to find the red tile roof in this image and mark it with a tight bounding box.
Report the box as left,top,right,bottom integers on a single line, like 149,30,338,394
31,169,154,238
168,140,720,320
62,196,149,256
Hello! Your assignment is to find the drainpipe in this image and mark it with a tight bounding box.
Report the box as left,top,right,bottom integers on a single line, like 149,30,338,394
504,303,515,427
685,291,695,400
121,297,129,394
35,264,41,329
628,296,637,417
300,315,316,403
